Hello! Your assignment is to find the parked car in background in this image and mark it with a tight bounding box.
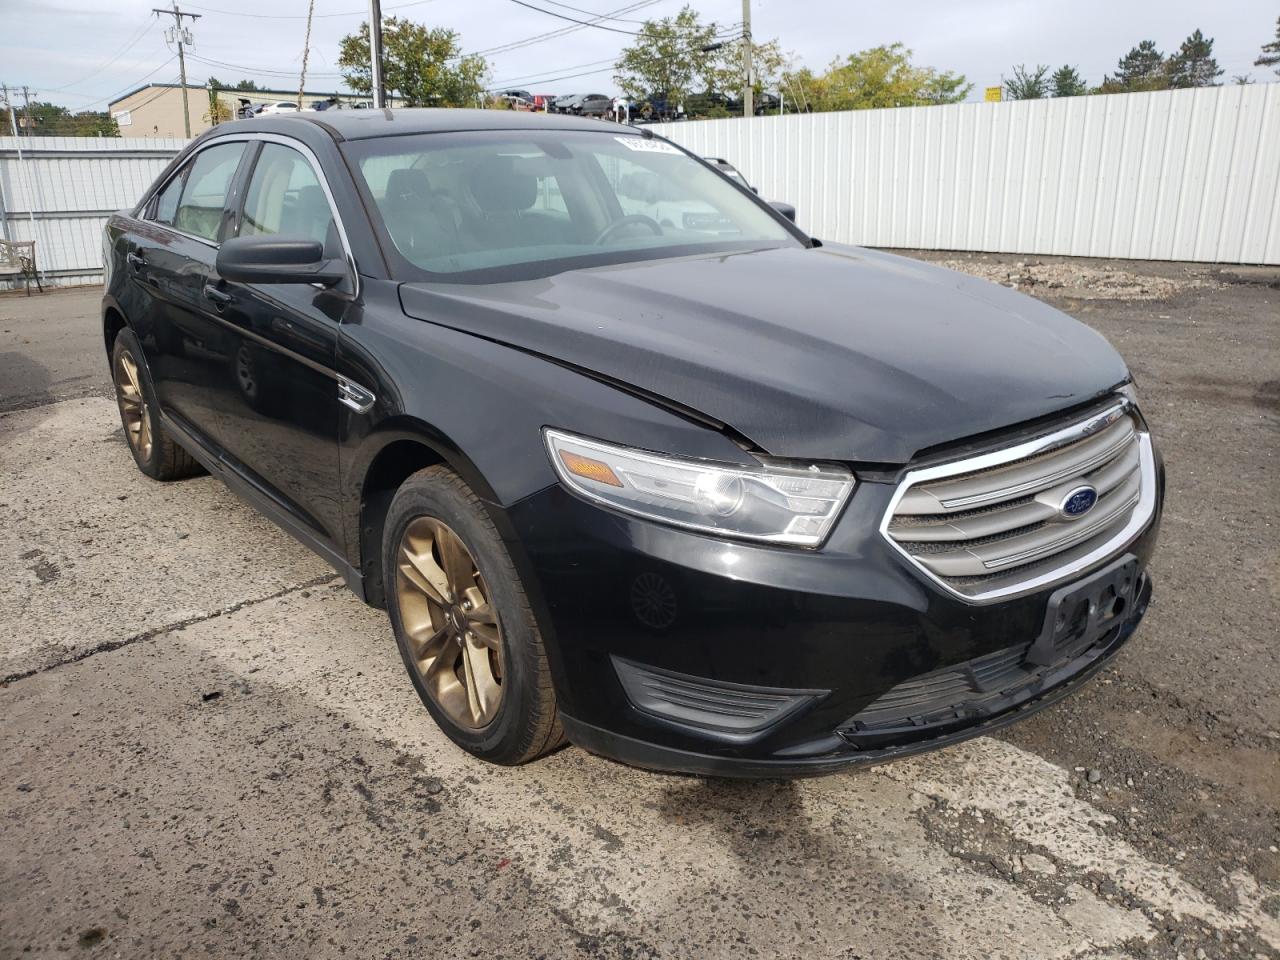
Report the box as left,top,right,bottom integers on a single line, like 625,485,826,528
576,94,612,117
499,94,534,111
499,89,534,104
532,94,556,112
551,94,585,114
102,109,1162,777
258,101,299,115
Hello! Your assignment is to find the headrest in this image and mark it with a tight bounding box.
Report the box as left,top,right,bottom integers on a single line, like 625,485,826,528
467,155,537,214
385,168,433,203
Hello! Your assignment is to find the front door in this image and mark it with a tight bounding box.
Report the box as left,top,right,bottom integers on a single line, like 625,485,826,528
203,140,351,551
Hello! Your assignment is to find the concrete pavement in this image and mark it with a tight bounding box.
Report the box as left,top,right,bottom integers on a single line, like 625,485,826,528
1,276,1277,958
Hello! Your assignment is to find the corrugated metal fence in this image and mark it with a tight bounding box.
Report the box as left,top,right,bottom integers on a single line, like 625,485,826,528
2,84,1278,289
655,84,1280,265
0,136,184,287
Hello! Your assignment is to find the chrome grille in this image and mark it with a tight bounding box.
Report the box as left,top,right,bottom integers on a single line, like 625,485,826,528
882,401,1156,602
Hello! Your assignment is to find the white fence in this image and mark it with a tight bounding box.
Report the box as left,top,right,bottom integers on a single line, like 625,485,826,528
655,83,1280,265
2,84,1278,289
0,136,184,287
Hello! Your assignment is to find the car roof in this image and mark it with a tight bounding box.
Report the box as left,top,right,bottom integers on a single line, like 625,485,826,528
225,107,623,142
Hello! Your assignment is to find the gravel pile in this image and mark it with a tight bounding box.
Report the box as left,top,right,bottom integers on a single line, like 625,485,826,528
936,257,1218,301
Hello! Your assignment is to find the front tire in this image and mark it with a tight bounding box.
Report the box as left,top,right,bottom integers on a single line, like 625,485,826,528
384,466,563,765
111,328,202,481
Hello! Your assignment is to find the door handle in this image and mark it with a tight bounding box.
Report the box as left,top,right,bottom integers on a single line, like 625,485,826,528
203,283,234,308
126,252,145,271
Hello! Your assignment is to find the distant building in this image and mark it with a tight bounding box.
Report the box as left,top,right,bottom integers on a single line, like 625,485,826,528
107,83,402,139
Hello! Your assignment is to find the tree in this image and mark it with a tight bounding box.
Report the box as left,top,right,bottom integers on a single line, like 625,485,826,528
1100,40,1167,92
614,6,720,111
701,36,787,113
1255,16,1280,75
1,100,117,136
1004,64,1049,100
1167,29,1222,88
1050,65,1088,97
338,17,488,107
206,76,261,92
782,43,970,112
1233,75,1255,85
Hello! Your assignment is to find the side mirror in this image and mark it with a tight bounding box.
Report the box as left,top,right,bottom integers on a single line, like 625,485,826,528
216,235,346,286
768,200,797,223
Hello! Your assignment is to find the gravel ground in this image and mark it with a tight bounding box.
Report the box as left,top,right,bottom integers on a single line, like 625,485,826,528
1,259,1277,959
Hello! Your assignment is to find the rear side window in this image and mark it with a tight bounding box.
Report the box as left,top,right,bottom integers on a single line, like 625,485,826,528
173,142,246,242
238,143,335,249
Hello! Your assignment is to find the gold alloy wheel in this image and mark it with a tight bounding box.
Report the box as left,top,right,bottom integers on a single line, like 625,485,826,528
114,349,153,461
396,517,504,729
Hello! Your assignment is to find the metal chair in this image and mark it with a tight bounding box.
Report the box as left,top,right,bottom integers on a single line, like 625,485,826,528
0,239,43,295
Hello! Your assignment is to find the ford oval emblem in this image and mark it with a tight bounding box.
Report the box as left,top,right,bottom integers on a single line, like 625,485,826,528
1060,485,1098,519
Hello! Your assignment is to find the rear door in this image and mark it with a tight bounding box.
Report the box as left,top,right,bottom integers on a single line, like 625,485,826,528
204,139,350,549
132,140,250,445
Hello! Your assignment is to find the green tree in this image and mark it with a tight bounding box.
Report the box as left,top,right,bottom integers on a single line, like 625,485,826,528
1167,29,1222,88
206,76,261,92
338,17,489,107
1050,65,1088,97
784,43,970,112
701,36,788,113
1,100,117,136
1100,40,1167,92
1004,64,1050,99
614,6,720,109
1254,16,1280,75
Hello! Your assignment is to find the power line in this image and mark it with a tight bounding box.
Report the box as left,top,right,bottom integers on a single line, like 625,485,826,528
489,27,747,90
535,0,665,24
47,18,157,93
504,0,650,36
74,55,180,109
185,52,344,79
463,0,662,59
177,0,435,19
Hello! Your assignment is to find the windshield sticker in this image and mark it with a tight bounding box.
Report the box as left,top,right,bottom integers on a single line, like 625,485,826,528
615,137,681,155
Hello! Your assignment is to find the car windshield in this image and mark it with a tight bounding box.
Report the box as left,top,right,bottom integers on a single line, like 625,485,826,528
345,130,800,282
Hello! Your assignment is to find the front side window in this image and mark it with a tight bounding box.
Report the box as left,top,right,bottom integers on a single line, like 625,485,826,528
345,130,799,281
238,143,336,249
173,142,246,242
150,166,186,225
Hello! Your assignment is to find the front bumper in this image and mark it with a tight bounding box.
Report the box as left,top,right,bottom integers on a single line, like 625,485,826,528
505,456,1163,778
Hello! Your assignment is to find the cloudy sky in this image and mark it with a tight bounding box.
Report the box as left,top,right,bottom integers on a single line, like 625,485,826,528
5,0,1278,112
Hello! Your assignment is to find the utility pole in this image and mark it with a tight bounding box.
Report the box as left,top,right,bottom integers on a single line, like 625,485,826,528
153,1,201,138
20,86,34,136
741,0,752,118
368,0,386,109
298,0,316,109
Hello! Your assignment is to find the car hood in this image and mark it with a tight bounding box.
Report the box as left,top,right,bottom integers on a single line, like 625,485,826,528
398,244,1128,463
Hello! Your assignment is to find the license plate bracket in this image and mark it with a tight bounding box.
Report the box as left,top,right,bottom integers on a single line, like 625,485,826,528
1026,554,1139,666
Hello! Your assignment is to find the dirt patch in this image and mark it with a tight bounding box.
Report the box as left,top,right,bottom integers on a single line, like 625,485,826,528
933,255,1222,301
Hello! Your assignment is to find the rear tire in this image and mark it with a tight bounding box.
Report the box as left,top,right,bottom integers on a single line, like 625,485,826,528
111,327,203,481
384,465,564,765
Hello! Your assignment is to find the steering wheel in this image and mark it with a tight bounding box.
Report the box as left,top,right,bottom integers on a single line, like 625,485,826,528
594,214,664,245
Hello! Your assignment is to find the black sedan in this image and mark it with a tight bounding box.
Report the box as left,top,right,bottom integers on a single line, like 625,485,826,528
101,110,1163,776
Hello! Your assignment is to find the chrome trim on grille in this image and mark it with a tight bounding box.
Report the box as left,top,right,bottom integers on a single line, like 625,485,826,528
880,401,1157,604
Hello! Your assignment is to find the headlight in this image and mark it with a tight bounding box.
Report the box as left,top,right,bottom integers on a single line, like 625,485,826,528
544,429,855,547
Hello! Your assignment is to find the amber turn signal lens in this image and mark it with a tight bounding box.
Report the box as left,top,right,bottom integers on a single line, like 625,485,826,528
558,450,623,487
